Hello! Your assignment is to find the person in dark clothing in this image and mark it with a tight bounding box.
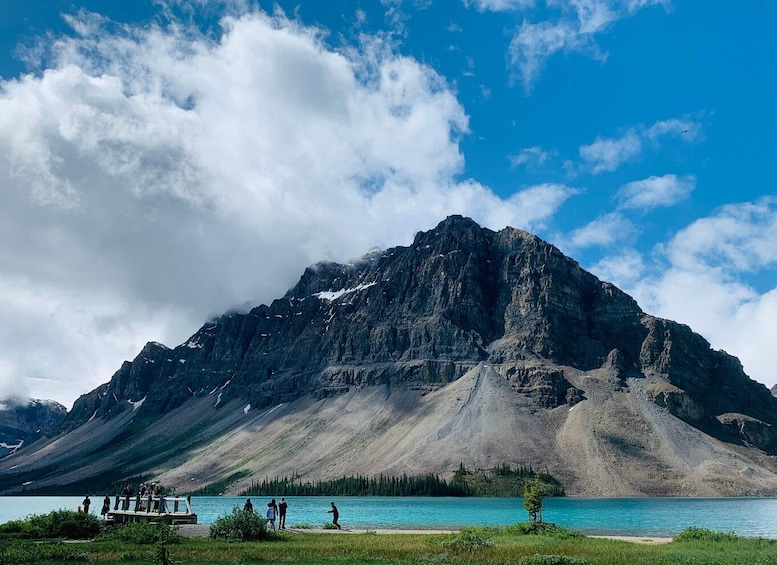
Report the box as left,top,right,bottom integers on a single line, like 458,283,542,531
101,495,111,519
124,484,133,511
82,496,91,514
327,501,341,529
243,498,253,513
278,498,288,529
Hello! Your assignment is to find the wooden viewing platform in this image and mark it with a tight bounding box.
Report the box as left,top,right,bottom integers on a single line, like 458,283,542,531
107,495,197,525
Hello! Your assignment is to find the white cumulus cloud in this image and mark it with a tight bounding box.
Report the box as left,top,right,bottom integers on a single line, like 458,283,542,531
0,8,578,407
613,198,777,388
617,174,696,211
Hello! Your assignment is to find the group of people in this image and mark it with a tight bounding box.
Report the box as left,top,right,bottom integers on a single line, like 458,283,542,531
78,482,170,518
243,498,341,530
244,497,289,530
113,482,168,513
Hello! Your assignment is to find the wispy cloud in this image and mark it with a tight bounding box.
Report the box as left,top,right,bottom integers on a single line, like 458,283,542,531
579,117,700,173
579,131,642,173
508,145,554,169
464,0,536,11
567,212,635,249
617,174,696,211
589,248,645,287
466,0,672,91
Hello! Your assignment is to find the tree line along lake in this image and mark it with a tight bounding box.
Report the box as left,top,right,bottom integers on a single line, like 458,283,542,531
1,496,776,538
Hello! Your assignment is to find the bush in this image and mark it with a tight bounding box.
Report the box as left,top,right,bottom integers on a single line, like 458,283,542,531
674,526,739,542
506,522,582,539
111,521,181,545
210,507,269,541
441,527,496,551
519,555,587,565
0,510,100,540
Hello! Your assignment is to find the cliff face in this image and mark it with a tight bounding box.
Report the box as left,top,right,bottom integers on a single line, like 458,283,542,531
0,400,67,458
3,216,777,495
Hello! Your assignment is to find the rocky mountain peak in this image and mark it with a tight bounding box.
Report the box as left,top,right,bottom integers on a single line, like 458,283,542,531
7,216,777,497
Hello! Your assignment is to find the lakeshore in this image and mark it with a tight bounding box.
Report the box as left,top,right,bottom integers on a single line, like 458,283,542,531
3,495,776,538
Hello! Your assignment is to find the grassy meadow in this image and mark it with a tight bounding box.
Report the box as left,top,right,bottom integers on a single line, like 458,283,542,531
2,523,777,565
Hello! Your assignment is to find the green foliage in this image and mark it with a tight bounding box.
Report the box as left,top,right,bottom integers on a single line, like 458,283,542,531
454,463,565,497
519,555,587,565
506,522,583,539
0,541,89,564
2,524,777,564
210,507,269,541
441,527,497,551
321,522,340,529
0,509,100,540
110,521,182,545
674,526,740,542
523,476,545,522
241,464,565,498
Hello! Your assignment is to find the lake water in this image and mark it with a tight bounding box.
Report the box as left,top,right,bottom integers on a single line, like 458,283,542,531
1,496,776,538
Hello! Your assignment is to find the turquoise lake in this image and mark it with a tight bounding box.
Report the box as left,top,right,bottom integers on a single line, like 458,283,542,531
1,496,776,538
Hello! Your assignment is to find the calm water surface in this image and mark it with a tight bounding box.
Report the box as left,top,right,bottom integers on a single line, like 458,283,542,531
1,496,776,538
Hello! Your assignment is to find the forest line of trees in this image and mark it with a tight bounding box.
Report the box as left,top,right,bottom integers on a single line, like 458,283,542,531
239,464,564,497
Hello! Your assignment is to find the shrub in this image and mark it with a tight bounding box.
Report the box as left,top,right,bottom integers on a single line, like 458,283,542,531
524,476,545,522
674,526,739,542
210,507,269,541
112,521,181,545
519,555,587,565
506,522,582,539
441,527,495,551
0,510,100,540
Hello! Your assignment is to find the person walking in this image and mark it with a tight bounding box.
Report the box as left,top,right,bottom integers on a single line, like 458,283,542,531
327,501,341,529
101,495,111,519
278,497,288,529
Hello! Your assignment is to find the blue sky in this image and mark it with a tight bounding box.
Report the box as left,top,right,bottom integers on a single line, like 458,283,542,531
1,0,776,407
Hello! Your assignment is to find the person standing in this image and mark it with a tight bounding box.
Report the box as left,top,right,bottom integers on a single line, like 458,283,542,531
82,496,91,514
327,501,341,529
278,498,288,529
243,498,253,513
101,495,111,519
266,500,276,530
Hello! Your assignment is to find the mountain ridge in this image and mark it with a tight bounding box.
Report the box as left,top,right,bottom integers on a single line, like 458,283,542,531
2,215,776,495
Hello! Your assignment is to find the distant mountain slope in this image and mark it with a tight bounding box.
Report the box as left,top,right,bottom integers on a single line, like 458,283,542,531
2,216,776,496
0,400,66,459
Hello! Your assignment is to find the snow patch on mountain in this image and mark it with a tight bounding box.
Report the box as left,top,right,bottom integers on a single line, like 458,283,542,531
314,282,376,301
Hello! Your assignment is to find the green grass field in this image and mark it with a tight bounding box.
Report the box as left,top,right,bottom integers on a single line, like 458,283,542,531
2,525,777,564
